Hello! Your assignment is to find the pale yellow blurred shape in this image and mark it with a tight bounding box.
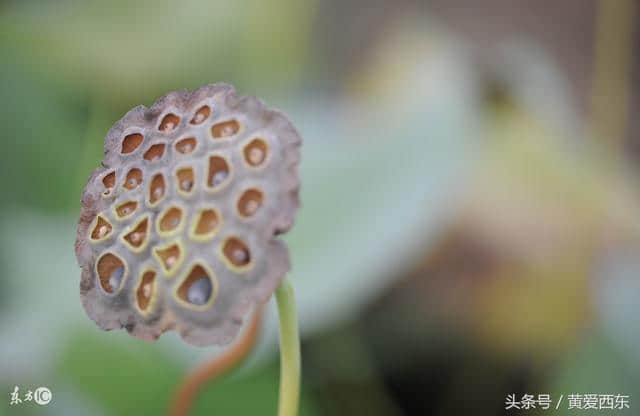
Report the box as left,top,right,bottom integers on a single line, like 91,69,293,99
445,102,640,359
471,260,590,360
344,14,469,112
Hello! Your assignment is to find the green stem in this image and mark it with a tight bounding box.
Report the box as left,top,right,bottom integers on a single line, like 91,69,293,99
275,278,301,416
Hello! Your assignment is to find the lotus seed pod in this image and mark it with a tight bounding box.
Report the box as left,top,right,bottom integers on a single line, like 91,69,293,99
75,83,301,346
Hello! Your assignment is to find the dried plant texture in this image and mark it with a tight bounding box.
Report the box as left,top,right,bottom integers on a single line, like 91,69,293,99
75,83,301,346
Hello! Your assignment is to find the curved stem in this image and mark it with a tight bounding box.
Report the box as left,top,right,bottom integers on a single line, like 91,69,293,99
275,278,301,416
169,307,264,416
169,278,300,416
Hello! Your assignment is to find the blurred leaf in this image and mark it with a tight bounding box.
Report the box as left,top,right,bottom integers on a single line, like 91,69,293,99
0,59,88,212
285,90,474,333
55,328,319,416
0,0,314,100
56,329,182,416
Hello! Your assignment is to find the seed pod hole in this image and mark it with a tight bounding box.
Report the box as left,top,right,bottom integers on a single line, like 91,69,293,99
90,216,113,240
159,207,183,233
123,217,149,250
175,137,197,154
192,209,220,240
121,133,144,154
237,189,263,217
97,253,126,294
154,243,183,274
211,119,240,138
102,171,116,195
243,139,268,167
159,113,180,133
124,168,143,190
176,167,195,193
190,105,211,125
143,143,166,162
177,265,215,306
115,201,138,219
207,156,230,188
136,270,156,312
222,237,251,268
149,174,166,205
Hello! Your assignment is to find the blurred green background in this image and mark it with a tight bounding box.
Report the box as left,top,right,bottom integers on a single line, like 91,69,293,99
2,0,640,415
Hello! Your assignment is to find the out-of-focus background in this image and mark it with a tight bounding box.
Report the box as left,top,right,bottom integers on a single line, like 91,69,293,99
2,0,640,415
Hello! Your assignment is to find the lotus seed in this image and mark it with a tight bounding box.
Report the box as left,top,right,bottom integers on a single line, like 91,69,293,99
249,148,264,165
108,266,124,292
166,256,176,268
232,248,248,264
245,199,259,215
211,171,228,186
194,113,205,124
142,283,152,298
181,180,193,191
98,225,109,238
130,232,143,244
186,276,212,305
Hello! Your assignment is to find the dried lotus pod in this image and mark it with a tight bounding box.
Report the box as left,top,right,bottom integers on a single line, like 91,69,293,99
75,83,301,346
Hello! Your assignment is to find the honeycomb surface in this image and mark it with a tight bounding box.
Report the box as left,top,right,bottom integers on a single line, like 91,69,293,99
75,83,301,346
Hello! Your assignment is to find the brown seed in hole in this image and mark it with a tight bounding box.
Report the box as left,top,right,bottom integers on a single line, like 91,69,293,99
149,174,166,204
136,270,156,311
238,189,263,217
124,169,143,190
190,105,211,125
155,244,181,271
176,168,195,193
159,113,180,133
144,144,166,162
116,201,138,218
211,119,240,138
223,237,251,267
175,137,197,154
91,216,113,240
97,253,125,294
177,265,214,306
122,133,144,154
194,209,219,236
243,139,268,167
102,171,116,194
207,156,230,188
124,217,149,248
159,207,183,233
